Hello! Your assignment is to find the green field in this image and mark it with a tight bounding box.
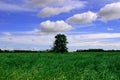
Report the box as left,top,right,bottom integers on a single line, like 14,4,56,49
0,52,120,80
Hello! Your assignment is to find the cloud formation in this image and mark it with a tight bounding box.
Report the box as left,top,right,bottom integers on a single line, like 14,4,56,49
98,2,120,21
0,0,85,17
40,20,73,33
66,11,97,24
69,33,120,40
0,35,54,45
38,6,74,18
28,0,85,17
67,33,120,50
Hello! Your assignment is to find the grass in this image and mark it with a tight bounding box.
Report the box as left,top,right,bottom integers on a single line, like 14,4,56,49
0,52,120,80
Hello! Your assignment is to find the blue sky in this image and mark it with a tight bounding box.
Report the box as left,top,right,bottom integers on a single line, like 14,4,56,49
0,0,120,51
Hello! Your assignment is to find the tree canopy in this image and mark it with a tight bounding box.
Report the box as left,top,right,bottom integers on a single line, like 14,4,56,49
52,34,68,53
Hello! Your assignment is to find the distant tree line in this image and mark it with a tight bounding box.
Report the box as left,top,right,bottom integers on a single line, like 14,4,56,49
0,49,52,53
1,49,120,53
76,49,120,52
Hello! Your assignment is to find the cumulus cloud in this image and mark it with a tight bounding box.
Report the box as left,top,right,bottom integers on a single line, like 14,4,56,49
98,2,120,21
38,6,74,18
66,11,97,24
26,0,85,17
40,20,73,33
0,0,85,17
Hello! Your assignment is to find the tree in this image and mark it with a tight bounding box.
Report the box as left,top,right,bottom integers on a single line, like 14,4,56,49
52,34,68,53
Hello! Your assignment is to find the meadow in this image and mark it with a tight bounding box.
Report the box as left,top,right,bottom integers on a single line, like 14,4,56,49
0,52,120,80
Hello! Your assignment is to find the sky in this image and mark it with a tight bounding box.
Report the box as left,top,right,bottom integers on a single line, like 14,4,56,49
0,0,120,51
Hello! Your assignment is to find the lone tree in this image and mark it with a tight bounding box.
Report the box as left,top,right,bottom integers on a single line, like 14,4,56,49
52,34,68,53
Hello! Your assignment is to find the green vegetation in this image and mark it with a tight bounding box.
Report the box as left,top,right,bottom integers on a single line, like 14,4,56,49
0,52,120,80
52,34,68,53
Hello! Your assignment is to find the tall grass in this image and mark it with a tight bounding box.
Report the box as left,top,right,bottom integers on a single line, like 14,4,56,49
0,52,120,80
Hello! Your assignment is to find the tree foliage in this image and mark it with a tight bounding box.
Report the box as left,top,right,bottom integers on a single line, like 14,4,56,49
52,34,68,53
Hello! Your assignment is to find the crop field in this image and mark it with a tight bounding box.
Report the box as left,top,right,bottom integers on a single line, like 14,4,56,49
0,52,120,80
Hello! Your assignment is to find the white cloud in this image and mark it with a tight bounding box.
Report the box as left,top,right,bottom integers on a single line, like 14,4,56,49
66,11,97,24
0,1,36,12
26,0,85,8
40,20,73,33
67,33,120,50
98,2,120,21
28,0,85,17
68,40,120,50
0,35,54,45
38,6,74,18
0,0,85,17
68,33,120,40
26,0,65,7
